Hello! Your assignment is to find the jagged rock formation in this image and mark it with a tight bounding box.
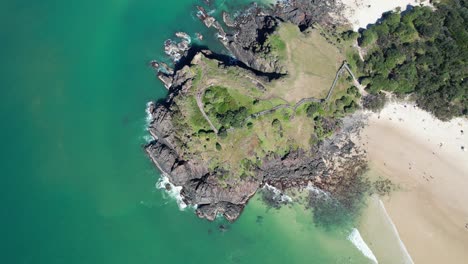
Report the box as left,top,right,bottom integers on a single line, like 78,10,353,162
154,0,341,89
146,100,262,221
261,113,368,190
198,0,338,73
273,0,339,30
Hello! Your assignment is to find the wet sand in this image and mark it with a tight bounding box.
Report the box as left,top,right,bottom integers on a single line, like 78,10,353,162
359,194,413,264
358,102,468,263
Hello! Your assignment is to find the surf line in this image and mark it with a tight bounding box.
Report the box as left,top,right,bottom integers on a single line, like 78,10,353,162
378,199,415,264
348,228,379,264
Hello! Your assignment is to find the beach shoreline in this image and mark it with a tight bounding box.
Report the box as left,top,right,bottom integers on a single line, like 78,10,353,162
357,100,468,264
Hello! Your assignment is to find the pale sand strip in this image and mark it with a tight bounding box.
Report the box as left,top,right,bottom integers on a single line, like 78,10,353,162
377,199,413,264
338,0,432,31
358,101,468,264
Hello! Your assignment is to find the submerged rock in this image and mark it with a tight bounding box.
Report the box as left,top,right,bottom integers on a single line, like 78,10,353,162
164,39,190,62
196,202,245,223
157,72,173,89
175,31,191,42
149,60,159,69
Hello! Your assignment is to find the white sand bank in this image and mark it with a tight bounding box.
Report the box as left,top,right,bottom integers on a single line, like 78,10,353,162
339,0,432,31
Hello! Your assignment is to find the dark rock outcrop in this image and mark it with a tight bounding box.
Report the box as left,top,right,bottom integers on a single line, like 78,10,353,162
145,72,263,221
225,14,282,73
273,0,338,30
164,32,191,62
196,202,245,222
194,0,339,73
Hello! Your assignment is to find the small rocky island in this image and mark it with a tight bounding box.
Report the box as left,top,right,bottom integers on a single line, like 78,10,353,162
144,0,466,222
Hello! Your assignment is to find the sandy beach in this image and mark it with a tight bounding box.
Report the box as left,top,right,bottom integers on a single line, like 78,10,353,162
339,0,432,30
358,101,468,263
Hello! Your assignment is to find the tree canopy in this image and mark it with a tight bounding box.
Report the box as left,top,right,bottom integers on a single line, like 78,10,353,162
357,0,467,120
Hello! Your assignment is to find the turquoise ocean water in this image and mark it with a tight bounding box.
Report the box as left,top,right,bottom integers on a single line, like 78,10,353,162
0,0,372,263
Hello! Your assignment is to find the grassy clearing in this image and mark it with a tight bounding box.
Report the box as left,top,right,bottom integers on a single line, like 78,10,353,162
265,34,287,59
267,23,344,103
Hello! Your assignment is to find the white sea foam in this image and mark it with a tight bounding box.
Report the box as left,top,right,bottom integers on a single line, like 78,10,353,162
145,101,154,125
156,175,188,210
264,183,292,203
216,33,228,42
143,135,155,143
348,228,379,264
207,9,215,16
306,183,332,199
262,0,287,4
143,101,156,143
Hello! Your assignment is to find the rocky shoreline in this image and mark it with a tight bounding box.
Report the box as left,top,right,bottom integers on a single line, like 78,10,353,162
145,0,368,222
155,0,340,87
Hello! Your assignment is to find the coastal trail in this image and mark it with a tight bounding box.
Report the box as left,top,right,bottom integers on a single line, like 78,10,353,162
194,61,365,128
247,61,365,120
196,86,219,134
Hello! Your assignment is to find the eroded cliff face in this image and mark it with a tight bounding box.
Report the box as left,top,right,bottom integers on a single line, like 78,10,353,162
145,0,365,222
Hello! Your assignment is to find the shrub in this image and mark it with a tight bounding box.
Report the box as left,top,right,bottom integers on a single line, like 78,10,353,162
215,142,222,151
306,102,321,117
362,92,387,112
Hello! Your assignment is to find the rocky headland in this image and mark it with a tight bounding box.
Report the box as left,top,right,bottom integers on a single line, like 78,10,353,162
145,0,371,222
144,0,468,262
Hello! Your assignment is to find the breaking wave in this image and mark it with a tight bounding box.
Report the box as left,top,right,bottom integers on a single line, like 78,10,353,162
348,228,379,264
306,183,331,198
378,199,414,264
143,101,155,143
145,101,154,125
264,183,293,203
156,175,188,210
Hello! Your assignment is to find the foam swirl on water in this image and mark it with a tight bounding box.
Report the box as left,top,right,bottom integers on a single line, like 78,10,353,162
156,175,188,210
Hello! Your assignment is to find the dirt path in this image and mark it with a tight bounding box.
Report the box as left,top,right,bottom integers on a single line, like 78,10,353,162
196,88,219,134
198,61,366,126
343,63,368,97
248,61,366,120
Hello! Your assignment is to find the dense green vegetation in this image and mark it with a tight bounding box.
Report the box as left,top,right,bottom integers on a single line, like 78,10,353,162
362,92,387,112
203,86,249,128
355,1,467,120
